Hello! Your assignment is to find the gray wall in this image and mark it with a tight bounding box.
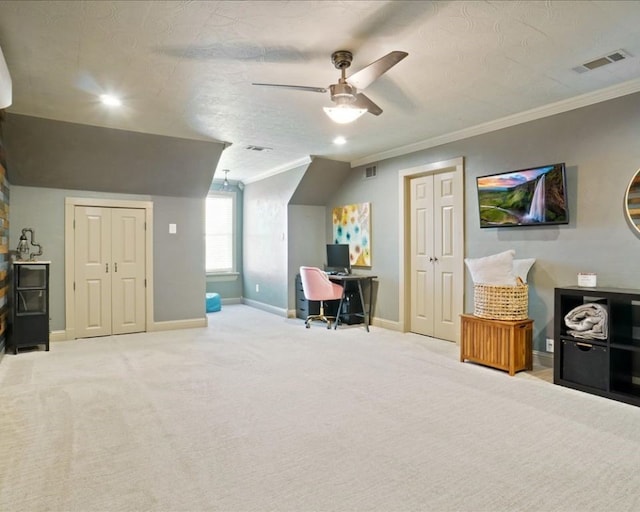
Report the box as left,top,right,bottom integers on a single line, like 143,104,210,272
243,165,306,310
328,166,399,322
287,204,326,312
9,185,206,330
152,195,206,321
331,92,640,350
20,89,636,346
4,114,220,332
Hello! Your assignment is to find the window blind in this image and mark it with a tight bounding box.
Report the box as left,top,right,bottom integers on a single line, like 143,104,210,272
206,194,234,272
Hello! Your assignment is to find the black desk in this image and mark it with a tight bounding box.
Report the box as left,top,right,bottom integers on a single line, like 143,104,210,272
328,274,377,332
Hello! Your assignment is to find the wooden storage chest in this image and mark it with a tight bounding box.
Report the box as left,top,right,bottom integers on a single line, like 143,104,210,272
460,314,533,376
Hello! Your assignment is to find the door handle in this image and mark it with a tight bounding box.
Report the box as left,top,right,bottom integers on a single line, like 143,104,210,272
114,262,118,272
106,263,109,273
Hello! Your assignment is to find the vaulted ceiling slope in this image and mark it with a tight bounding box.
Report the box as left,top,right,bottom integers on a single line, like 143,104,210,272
289,158,351,206
5,114,225,198
1,1,640,183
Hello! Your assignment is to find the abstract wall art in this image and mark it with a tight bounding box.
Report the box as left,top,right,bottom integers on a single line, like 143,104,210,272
332,202,371,267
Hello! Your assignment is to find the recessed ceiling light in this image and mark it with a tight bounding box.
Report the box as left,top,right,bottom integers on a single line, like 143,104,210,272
333,136,347,145
100,94,122,107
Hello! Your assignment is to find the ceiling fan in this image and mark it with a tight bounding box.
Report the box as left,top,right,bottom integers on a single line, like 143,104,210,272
252,50,408,124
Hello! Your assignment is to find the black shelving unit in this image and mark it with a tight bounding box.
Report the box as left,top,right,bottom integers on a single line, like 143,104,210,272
554,286,640,407
10,261,50,354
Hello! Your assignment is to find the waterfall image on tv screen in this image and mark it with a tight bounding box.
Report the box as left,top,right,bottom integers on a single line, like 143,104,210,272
477,163,569,227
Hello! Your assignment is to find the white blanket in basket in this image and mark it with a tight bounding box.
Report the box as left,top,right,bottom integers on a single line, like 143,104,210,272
564,303,608,340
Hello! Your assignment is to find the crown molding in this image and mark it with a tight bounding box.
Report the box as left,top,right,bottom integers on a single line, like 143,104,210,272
351,78,640,168
242,155,313,184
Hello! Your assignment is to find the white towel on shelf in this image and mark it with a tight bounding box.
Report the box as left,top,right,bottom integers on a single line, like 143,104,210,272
564,303,608,340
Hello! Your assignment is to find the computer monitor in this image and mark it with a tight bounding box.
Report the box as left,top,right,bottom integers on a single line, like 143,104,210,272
326,244,351,274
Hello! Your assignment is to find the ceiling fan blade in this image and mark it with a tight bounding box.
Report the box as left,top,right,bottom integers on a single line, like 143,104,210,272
347,51,408,90
252,83,327,93
353,93,383,116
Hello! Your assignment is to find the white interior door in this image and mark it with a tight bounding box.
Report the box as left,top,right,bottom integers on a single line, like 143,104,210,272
410,175,434,335
111,208,146,335
409,170,462,341
75,206,146,338
432,171,459,341
75,206,111,338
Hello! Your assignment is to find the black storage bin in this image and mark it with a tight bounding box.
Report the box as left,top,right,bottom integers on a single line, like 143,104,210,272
561,340,608,390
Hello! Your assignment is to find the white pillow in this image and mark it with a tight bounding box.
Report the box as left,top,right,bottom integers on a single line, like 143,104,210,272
512,258,536,283
464,250,516,285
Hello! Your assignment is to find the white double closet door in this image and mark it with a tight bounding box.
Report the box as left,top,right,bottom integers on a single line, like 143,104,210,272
409,171,462,342
74,206,146,338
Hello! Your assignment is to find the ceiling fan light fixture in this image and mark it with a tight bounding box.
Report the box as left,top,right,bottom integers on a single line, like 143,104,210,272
323,105,367,124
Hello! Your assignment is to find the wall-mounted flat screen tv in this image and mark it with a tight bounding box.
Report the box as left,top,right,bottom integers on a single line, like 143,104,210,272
477,162,569,228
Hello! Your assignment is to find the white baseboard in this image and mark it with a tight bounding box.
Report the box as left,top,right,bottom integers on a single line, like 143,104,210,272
283,310,400,330
242,298,288,317
47,319,207,342
152,317,207,331
222,297,242,305
48,308,398,342
283,310,400,329
50,330,68,342
533,349,553,368
371,317,402,331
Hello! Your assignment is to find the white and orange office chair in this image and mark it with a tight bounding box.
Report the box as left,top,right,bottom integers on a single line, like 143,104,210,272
299,266,344,329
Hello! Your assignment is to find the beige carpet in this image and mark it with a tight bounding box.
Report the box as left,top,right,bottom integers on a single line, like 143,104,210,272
1,304,639,512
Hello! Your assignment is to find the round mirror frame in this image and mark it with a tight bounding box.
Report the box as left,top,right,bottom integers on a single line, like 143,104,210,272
626,168,640,235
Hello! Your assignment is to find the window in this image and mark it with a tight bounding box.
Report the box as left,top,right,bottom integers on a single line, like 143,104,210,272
206,192,235,273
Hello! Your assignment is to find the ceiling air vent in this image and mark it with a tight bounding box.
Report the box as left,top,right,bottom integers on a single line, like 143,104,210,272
573,49,630,73
364,165,377,179
246,145,272,152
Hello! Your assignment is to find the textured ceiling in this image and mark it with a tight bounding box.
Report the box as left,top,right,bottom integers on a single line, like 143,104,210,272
1,0,640,183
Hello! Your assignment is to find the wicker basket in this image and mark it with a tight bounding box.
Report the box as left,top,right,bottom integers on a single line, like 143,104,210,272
473,280,529,320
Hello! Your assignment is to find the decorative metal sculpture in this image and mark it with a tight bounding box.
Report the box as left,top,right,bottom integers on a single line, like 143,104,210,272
16,228,43,261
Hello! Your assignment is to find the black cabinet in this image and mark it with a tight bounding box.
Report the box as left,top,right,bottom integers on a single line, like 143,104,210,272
295,274,362,324
295,273,338,320
554,286,640,406
10,262,50,354
296,273,320,319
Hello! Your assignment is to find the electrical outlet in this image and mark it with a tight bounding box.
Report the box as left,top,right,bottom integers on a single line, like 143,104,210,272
255,284,259,293
546,338,554,352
